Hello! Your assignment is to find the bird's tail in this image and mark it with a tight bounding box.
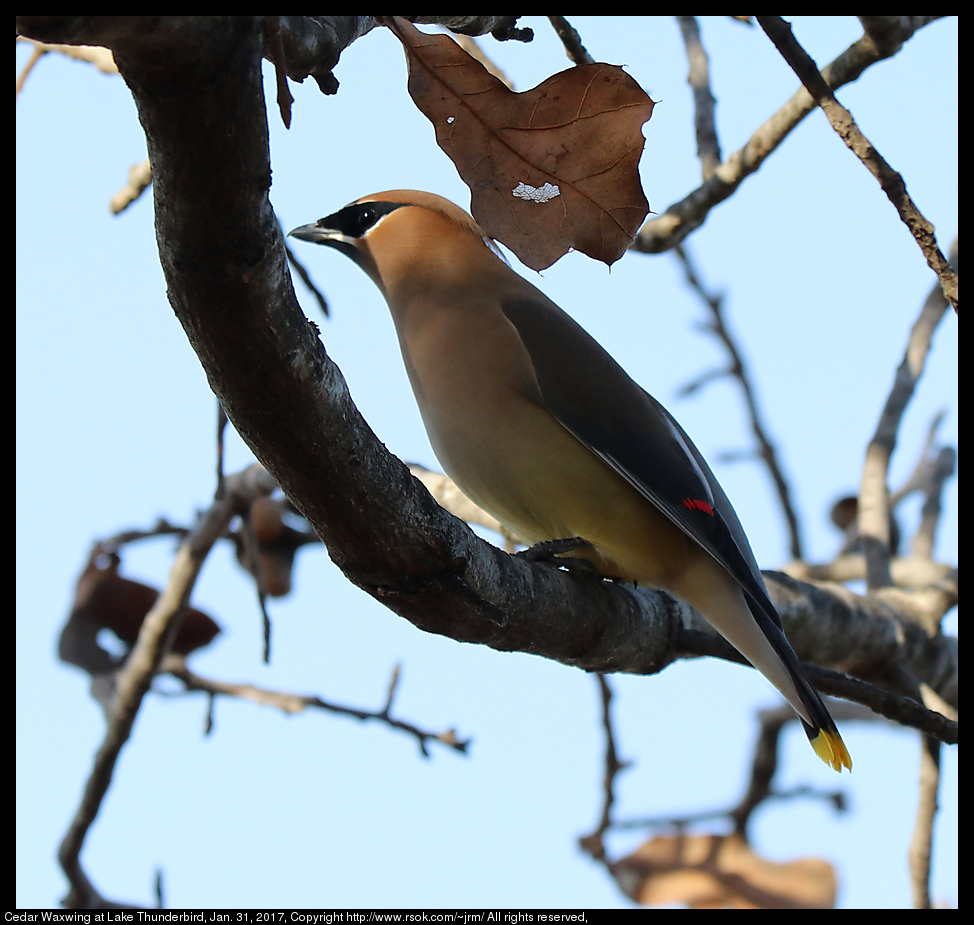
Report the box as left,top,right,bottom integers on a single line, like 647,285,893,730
807,722,853,772
749,595,853,772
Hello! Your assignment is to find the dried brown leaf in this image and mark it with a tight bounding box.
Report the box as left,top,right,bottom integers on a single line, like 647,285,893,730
614,833,837,909
59,549,220,675
388,18,655,269
236,495,301,597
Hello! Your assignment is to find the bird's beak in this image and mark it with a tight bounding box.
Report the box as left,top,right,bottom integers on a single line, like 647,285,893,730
288,222,362,265
289,221,340,245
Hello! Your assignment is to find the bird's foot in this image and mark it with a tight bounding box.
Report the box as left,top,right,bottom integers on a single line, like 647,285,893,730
515,537,602,578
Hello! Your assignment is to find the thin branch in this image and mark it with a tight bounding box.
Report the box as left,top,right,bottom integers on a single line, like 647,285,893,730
547,16,595,66
449,32,514,88
910,448,955,562
890,411,948,508
756,16,957,309
15,38,49,97
407,462,519,544
57,464,275,909
108,158,152,214
857,16,946,55
578,674,628,864
633,18,944,253
856,241,957,588
679,621,956,745
238,506,274,663
909,734,941,908
783,556,956,595
97,518,190,551
729,702,858,838
674,243,804,559
381,662,402,715
676,16,721,181
16,37,118,99
826,415,955,565
887,665,942,909
407,16,534,43
611,702,858,838
888,413,956,563
287,239,331,318
215,401,228,499
166,658,469,759
605,701,863,888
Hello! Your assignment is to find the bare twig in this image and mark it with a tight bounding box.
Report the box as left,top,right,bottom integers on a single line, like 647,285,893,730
548,16,595,66
674,243,803,559
856,242,957,588
633,18,944,253
677,601,957,743
890,411,947,508
729,702,858,838
237,506,274,663
910,448,956,562
610,703,859,840
784,555,955,593
95,518,190,551
407,463,520,545
450,32,514,88
756,16,957,309
407,16,534,43
264,16,295,129
16,39,48,97
286,239,331,318
607,701,862,848
578,674,628,863
909,734,941,908
16,36,118,90
216,402,228,499
108,159,152,214
381,661,402,715
166,658,470,759
57,464,276,909
886,666,942,908
676,16,721,181
889,413,956,562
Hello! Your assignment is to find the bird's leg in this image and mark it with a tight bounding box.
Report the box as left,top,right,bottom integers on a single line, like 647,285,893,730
515,536,603,578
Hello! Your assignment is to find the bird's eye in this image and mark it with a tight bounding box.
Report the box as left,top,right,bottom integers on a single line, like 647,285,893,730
338,201,404,238
355,205,378,233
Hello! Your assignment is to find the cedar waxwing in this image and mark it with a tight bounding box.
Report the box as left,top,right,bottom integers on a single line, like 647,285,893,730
290,190,852,772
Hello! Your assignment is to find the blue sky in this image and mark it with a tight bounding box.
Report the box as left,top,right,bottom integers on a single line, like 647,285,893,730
17,17,956,909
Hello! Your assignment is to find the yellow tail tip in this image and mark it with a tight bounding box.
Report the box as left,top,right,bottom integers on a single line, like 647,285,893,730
811,729,853,772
